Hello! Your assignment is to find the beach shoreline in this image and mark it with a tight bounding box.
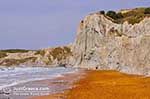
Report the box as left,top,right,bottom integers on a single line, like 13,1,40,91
0,67,86,99
32,70,150,99
29,69,86,99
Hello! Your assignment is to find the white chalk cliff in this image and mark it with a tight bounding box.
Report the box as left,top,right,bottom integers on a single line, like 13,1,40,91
71,12,150,75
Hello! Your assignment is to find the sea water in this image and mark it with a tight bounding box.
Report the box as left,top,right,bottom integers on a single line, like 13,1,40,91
0,66,78,90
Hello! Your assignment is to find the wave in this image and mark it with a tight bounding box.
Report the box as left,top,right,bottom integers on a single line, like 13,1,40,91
0,74,63,90
0,67,78,90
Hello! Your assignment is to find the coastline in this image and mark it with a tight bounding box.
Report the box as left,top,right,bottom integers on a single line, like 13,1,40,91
27,68,86,99
0,67,85,99
33,70,150,99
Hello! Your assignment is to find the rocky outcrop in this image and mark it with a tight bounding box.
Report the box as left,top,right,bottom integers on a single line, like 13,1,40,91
0,46,72,67
72,12,150,75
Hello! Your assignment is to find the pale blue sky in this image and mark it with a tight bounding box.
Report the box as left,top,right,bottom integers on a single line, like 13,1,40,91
0,0,149,49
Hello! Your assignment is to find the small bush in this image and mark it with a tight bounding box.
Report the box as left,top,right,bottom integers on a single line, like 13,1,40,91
106,11,124,20
100,10,105,14
117,12,124,19
106,11,118,20
144,7,150,14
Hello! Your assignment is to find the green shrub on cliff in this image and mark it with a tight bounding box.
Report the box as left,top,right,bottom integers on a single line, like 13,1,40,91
106,11,118,20
99,10,105,14
0,49,30,53
117,12,124,19
144,7,150,14
106,7,150,24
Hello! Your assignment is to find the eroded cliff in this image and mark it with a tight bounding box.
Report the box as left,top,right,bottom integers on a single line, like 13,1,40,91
72,11,150,75
0,46,72,67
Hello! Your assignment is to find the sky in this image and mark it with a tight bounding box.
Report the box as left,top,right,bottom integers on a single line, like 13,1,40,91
0,0,149,49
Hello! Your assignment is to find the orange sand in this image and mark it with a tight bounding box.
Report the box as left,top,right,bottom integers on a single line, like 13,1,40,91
67,70,150,99
33,70,150,99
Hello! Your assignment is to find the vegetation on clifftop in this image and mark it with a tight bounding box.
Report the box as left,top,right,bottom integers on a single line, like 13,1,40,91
0,49,31,53
103,7,150,24
144,7,150,14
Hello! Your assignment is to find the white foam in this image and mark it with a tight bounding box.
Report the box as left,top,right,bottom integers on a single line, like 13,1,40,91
0,67,78,90
0,74,64,90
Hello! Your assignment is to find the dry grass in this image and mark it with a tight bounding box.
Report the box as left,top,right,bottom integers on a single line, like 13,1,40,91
50,47,72,61
66,70,150,99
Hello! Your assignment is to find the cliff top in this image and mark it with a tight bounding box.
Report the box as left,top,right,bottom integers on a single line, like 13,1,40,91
98,7,150,24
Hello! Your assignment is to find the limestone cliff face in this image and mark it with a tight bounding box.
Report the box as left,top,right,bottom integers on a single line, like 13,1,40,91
72,13,150,75
0,46,72,67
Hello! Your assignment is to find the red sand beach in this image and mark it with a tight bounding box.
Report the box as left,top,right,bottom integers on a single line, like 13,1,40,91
32,70,150,99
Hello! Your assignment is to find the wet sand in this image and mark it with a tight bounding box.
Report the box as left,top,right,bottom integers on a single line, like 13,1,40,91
33,70,150,99
0,69,85,99
29,69,86,99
